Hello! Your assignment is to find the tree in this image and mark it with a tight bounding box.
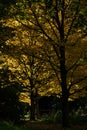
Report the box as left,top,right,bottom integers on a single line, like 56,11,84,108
0,5,56,119
3,23,55,120
14,0,87,128
1,0,87,128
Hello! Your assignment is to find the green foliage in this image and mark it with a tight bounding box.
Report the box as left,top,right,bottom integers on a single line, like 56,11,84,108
69,0,87,35
44,0,53,10
0,3,7,17
0,0,16,5
0,121,36,130
0,0,18,17
70,107,87,124
48,110,62,123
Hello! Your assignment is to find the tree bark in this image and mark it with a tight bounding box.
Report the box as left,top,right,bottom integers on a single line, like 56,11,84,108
35,98,40,119
30,90,35,120
59,45,69,128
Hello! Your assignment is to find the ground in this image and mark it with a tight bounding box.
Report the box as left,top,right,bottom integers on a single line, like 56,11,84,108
23,121,87,130
24,122,61,130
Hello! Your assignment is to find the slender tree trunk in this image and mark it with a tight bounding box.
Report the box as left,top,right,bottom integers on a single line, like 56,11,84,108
59,0,69,125
30,90,35,120
59,45,69,128
35,98,40,119
62,92,69,128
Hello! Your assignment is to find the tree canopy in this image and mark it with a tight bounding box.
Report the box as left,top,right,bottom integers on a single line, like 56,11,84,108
0,0,87,127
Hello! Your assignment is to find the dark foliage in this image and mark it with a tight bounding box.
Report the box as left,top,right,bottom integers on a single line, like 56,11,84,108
0,85,28,123
0,67,28,123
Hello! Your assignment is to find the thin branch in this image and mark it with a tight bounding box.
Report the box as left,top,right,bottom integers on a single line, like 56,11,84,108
70,85,87,96
67,52,82,72
55,0,61,32
65,0,80,41
68,75,87,91
31,7,61,60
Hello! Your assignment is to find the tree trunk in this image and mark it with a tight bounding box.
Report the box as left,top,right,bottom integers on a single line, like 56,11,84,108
62,92,69,128
30,91,35,120
59,45,69,128
35,98,40,119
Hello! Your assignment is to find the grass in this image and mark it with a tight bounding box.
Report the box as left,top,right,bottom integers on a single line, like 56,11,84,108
0,121,37,130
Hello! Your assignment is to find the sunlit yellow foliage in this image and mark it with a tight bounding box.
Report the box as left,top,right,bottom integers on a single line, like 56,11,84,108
1,0,87,103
